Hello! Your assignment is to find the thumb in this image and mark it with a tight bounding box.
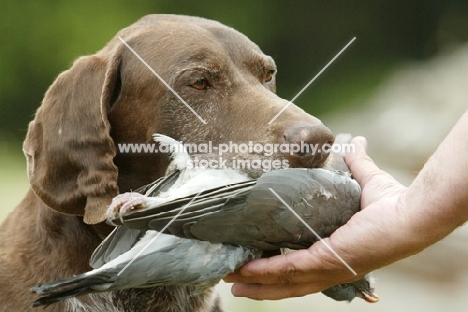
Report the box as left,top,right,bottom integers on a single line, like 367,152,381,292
344,136,381,185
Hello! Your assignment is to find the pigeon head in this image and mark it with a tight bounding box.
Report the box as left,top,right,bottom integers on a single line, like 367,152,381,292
321,276,379,303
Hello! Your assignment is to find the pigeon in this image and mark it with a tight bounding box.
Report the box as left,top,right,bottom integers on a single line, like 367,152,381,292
108,167,360,250
30,134,379,307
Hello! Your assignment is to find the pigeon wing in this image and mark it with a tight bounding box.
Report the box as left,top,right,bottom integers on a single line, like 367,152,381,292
111,169,360,250
113,180,256,231
189,169,361,249
90,226,146,269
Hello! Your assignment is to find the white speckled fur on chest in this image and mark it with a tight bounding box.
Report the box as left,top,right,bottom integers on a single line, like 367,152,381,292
66,293,118,312
65,287,221,312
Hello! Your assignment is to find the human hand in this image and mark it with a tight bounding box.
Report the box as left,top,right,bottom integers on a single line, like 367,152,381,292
224,136,414,300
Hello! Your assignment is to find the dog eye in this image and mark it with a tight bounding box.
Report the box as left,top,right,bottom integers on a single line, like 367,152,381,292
264,70,276,83
190,79,210,90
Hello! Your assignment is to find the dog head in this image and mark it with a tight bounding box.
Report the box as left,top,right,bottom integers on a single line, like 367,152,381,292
23,15,334,224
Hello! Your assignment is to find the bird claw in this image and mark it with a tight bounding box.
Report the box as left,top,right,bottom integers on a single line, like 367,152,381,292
106,193,149,224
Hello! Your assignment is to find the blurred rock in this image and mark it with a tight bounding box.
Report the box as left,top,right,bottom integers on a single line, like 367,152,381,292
324,43,468,185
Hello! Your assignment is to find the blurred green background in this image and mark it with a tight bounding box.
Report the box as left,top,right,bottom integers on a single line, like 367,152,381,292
2,1,468,311
2,0,468,146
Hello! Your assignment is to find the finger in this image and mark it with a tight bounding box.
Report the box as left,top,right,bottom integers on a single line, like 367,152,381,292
225,246,348,284
240,251,303,277
231,281,329,300
243,249,325,282
224,251,310,284
344,136,381,185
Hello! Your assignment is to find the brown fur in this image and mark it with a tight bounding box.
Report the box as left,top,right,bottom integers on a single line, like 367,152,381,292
0,14,333,311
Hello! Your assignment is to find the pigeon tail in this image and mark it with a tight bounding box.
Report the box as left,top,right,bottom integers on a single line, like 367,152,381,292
30,273,114,307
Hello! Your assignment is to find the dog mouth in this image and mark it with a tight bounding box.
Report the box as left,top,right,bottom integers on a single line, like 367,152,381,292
286,150,331,169
182,137,336,178
187,151,330,180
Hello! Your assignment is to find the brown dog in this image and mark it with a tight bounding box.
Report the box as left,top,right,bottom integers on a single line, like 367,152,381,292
0,15,333,311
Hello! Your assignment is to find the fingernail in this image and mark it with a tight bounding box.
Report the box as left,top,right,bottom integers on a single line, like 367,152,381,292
352,136,367,150
232,284,263,300
231,283,243,296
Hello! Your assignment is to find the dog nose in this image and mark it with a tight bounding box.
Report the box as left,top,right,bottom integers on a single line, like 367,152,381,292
283,122,334,168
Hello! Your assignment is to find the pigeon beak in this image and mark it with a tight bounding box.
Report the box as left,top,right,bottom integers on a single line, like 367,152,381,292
362,290,380,303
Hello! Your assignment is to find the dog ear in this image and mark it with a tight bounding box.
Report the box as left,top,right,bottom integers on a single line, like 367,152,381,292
23,53,122,224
